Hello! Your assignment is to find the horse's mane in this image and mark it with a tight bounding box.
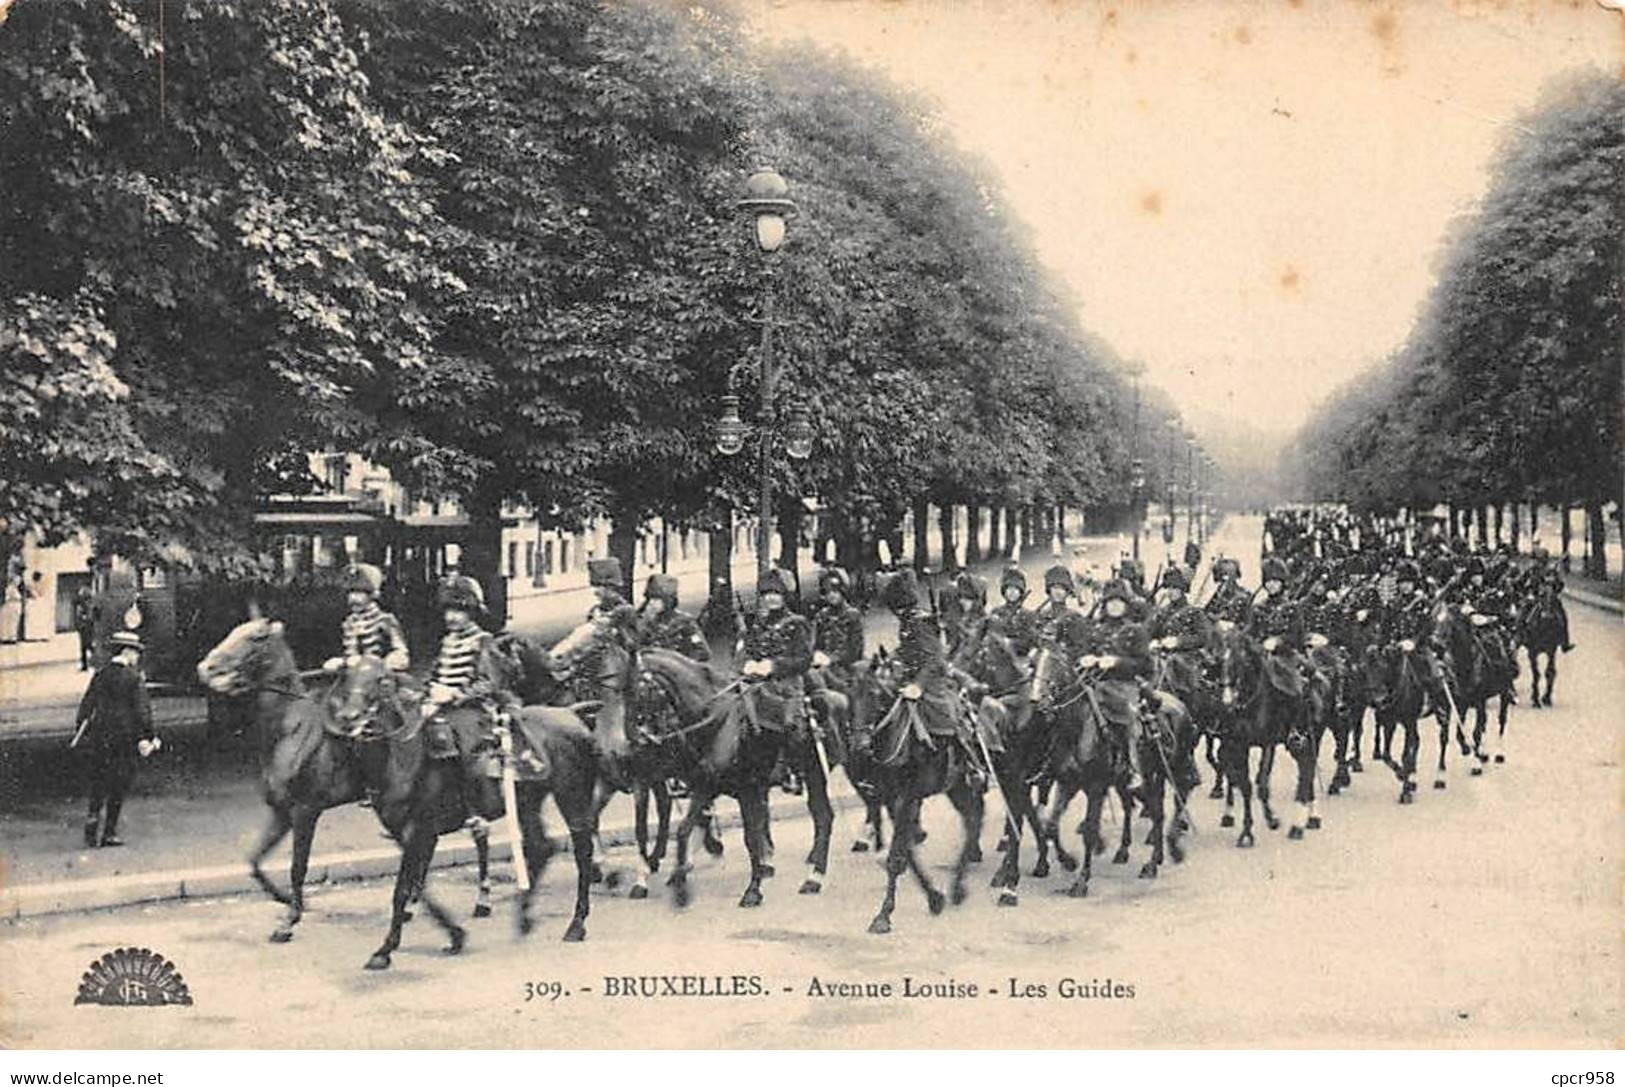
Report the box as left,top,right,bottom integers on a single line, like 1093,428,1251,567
640,646,733,688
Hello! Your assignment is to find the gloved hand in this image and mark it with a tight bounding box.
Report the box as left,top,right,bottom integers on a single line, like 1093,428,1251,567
901,683,922,701
812,650,831,669
137,737,162,758
322,656,345,673
429,683,457,705
1097,654,1120,670
1263,636,1280,652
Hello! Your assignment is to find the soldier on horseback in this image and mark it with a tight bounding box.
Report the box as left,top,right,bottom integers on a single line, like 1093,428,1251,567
880,569,989,787
638,573,709,661
1204,556,1251,626
1245,557,1311,740
1087,579,1150,797
1519,547,1574,652
424,575,527,822
987,563,1038,656
324,564,410,675
939,571,989,656
738,568,815,737
1032,564,1080,639
810,566,865,683
1147,567,1211,708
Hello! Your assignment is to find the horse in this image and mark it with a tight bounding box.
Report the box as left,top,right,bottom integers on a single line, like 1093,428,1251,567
842,655,988,932
1365,635,1435,804
1518,585,1564,707
1211,620,1284,846
194,618,493,944
550,614,784,910
328,655,600,963
1434,604,1517,770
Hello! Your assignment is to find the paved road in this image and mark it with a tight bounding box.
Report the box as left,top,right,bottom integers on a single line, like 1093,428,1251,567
2,516,1618,1048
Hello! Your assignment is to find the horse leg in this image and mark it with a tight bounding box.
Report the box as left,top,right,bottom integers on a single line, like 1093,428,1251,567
1434,707,1450,790
1494,695,1510,764
1112,786,1134,865
1399,715,1420,803
737,786,770,908
366,822,437,970
270,808,320,944
1349,703,1365,773
950,785,985,906
630,780,669,901
1257,743,1280,831
665,788,711,909
250,807,295,930
633,782,652,867
471,819,492,918
869,799,911,934
1543,653,1556,707
1470,700,1488,774
1288,734,1315,840
1043,780,1080,872
408,835,464,960
1067,786,1102,896
514,793,559,937
1227,742,1255,848
990,766,1028,905
800,749,834,895
1206,733,1226,798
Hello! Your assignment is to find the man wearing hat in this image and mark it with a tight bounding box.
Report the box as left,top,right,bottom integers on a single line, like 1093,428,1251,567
638,573,709,662
73,630,160,848
736,568,814,737
1032,564,1079,642
1087,579,1151,796
324,563,410,674
1147,566,1212,708
809,566,864,685
1204,556,1251,626
880,569,987,783
986,564,1038,656
1518,547,1573,652
424,575,522,821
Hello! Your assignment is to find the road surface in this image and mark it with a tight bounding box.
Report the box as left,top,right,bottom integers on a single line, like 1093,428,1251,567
2,516,1618,1048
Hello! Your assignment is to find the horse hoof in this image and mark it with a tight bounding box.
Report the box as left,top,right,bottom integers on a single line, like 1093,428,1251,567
995,838,1009,852
1032,860,1050,879
364,954,391,971
1433,779,1447,790
603,869,624,890
1265,816,1281,831
518,912,535,937
472,903,492,919
1169,842,1185,865
1327,783,1342,796
927,889,947,915
916,829,929,845
950,883,968,906
966,847,983,865
1138,863,1158,880
1058,853,1079,873
1219,814,1235,829
798,879,822,896
269,929,294,944
1350,760,1364,773
759,864,776,879
851,840,870,853
1398,791,1414,805
868,917,892,935
401,909,415,923
445,928,467,955
1236,832,1254,849
563,923,586,943
1470,766,1484,777
997,891,1019,907
628,884,649,901
738,888,764,908
1208,784,1225,799
670,881,691,910
704,838,726,858
1307,816,1322,830
1111,849,1130,865
1287,826,1305,841
1493,754,1505,764
589,864,605,885
1066,880,1089,898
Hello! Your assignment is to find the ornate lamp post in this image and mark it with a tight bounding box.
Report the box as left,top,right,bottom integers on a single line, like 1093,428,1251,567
1185,436,1197,542
716,167,806,585
1129,365,1144,561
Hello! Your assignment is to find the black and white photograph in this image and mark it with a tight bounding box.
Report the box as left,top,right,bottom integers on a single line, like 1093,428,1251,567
1,0,1620,1062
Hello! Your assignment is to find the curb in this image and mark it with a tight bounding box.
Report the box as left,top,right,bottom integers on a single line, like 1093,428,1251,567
1564,584,1622,616
2,789,867,922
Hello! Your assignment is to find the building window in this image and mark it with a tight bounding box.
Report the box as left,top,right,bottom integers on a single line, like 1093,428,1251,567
323,454,348,493
507,541,518,579
559,538,570,573
544,540,555,576
524,542,535,578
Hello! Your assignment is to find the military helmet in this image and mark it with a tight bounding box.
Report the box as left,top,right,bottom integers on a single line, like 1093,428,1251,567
1394,559,1422,584
954,572,989,609
1464,557,1486,580
999,563,1027,595
816,566,851,597
1160,566,1189,593
1043,564,1075,595
587,558,626,590
879,569,920,614
108,630,145,653
438,575,486,613
757,567,795,598
644,573,679,606
1212,556,1242,582
341,563,384,597
1100,578,1134,604
1261,557,1289,585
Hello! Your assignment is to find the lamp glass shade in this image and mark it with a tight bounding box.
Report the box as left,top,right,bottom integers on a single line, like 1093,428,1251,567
755,214,786,252
783,408,814,460
715,395,747,457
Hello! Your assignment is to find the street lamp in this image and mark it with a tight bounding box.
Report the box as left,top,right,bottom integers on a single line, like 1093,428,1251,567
714,166,801,585
1185,436,1197,542
1128,366,1144,561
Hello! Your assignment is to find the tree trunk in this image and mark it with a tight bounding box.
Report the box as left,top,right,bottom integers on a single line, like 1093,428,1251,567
911,497,930,571
776,495,803,599
1587,498,1606,579
988,506,1004,558
965,506,982,564
1560,501,1573,572
937,503,959,573
608,508,640,601
1056,505,1068,549
703,514,737,640
1492,503,1504,546
1475,504,1489,548
460,487,508,631
1509,502,1521,552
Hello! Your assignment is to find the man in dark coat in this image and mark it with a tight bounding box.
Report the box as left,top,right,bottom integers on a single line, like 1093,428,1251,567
1031,564,1079,640
986,564,1038,656
1086,579,1150,796
882,569,987,780
810,566,865,680
73,630,159,848
939,571,989,657
1147,566,1211,706
639,573,709,661
73,586,99,671
1204,556,1252,626
737,568,814,736
1518,547,1574,652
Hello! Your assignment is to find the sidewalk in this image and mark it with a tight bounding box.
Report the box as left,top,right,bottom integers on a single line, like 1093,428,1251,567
0,534,1144,920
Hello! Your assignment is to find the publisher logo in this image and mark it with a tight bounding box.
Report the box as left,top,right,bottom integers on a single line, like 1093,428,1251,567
75,947,193,1007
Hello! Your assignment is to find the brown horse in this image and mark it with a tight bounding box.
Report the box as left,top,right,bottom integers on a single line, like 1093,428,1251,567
1517,585,1565,707
1434,604,1517,770
195,619,491,945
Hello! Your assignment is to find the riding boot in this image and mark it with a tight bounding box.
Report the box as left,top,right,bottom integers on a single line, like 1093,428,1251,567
1124,717,1146,798
1557,604,1574,652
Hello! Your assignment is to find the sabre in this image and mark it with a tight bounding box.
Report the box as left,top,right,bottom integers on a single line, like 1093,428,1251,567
975,725,1022,842
496,716,530,892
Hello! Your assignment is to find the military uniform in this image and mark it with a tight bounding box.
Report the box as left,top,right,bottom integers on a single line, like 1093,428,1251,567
1087,582,1150,793
426,577,520,821
639,574,710,662
939,573,988,656
1147,570,1212,704
738,568,814,735
333,564,410,672
986,565,1038,656
1204,574,1253,628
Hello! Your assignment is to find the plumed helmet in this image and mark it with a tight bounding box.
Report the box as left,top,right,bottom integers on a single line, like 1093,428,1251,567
587,558,626,590
341,563,384,596
1213,556,1242,582
954,572,988,609
644,573,679,605
1394,559,1422,584
437,575,486,613
816,566,851,596
757,567,795,598
879,568,920,614
1261,557,1289,585
998,563,1027,595
1100,578,1134,604
1160,566,1189,593
1043,564,1075,595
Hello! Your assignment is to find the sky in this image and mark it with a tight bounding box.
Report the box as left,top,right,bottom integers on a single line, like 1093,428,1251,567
737,0,1623,452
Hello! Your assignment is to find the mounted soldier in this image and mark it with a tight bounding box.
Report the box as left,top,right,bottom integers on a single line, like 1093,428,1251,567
939,571,989,656
987,563,1038,656
423,575,526,822
1204,556,1251,626
1147,566,1211,707
1032,564,1079,640
880,568,988,785
1244,556,1311,741
809,566,864,680
324,563,410,675
1086,578,1150,796
638,573,709,662
737,567,814,738
1519,547,1573,652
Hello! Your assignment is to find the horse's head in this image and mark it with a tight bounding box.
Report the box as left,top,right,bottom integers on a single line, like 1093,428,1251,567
1029,637,1077,711
1210,619,1247,707
847,654,899,733
329,654,413,733
197,617,288,696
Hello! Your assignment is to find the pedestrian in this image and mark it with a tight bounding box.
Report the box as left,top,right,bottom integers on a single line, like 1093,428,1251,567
71,630,160,849
17,569,42,641
0,565,18,644
73,586,99,670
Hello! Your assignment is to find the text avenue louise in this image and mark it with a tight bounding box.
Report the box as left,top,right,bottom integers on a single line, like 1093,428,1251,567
522,975,1136,1001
